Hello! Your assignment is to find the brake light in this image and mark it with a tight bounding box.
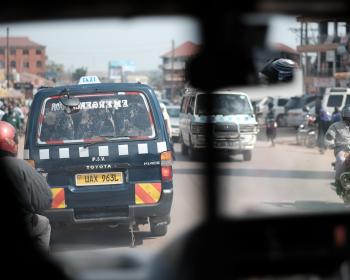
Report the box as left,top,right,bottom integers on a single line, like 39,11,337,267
161,166,172,181
161,151,173,181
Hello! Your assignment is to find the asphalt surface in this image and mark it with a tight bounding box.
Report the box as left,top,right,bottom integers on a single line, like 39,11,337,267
17,128,348,274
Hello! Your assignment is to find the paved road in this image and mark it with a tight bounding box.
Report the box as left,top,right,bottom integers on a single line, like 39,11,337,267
16,129,349,271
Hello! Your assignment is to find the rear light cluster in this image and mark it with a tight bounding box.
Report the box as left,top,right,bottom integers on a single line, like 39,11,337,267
160,151,173,181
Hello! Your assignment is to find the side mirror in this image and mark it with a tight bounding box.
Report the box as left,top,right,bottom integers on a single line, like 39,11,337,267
60,96,80,108
260,58,296,84
59,88,80,114
303,106,310,113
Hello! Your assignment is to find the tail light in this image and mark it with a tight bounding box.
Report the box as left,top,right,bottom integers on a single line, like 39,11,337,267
161,151,173,181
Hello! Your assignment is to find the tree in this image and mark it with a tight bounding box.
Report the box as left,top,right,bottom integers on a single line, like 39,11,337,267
45,61,64,83
72,67,88,82
46,61,64,74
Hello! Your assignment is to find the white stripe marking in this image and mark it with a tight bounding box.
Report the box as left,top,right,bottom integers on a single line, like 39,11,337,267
157,142,167,153
99,146,109,156
23,149,30,160
39,149,50,160
79,147,89,158
138,143,148,154
118,145,128,156
59,148,70,159
118,92,126,95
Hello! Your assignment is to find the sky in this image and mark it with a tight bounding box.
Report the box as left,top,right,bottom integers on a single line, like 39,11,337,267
0,15,299,73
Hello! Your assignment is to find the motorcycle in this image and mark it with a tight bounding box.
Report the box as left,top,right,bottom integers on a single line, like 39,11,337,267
266,118,277,146
296,113,317,148
332,151,350,203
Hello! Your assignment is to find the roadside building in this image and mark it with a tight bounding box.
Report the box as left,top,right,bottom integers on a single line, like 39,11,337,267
0,37,46,78
160,41,200,102
297,17,350,94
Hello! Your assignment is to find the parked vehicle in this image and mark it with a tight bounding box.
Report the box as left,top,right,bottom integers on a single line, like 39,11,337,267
255,96,289,126
322,87,350,114
296,109,317,148
179,89,259,161
166,105,180,142
284,95,318,127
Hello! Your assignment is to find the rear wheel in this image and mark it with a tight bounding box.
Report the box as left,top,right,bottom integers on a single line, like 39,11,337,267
180,134,188,155
150,216,169,237
305,132,317,148
188,143,200,161
150,223,168,237
243,150,252,161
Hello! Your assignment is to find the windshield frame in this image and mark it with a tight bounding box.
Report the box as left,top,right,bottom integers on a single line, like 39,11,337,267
195,92,253,116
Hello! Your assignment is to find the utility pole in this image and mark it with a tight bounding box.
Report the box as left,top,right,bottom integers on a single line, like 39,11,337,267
6,27,9,89
171,40,175,101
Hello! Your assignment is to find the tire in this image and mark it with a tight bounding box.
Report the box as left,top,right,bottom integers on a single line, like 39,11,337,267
188,143,200,161
305,132,317,148
150,223,168,237
342,191,350,204
243,150,252,161
180,134,188,155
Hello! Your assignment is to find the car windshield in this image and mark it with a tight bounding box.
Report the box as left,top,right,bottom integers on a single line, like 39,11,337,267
167,107,180,118
195,93,253,115
285,97,301,109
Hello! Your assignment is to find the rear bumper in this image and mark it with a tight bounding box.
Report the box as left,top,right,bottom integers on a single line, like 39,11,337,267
43,191,173,225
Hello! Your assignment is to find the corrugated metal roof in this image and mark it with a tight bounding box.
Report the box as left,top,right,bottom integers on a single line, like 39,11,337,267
161,41,200,58
274,43,298,54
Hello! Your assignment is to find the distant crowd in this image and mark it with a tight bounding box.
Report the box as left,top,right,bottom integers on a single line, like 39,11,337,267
0,98,30,135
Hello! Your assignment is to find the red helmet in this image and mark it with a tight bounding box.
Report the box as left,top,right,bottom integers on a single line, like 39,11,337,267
0,121,18,156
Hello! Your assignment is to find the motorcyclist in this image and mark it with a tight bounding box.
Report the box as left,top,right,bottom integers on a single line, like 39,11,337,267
325,105,350,193
331,107,342,123
265,102,276,147
2,104,21,131
0,121,52,251
316,106,331,154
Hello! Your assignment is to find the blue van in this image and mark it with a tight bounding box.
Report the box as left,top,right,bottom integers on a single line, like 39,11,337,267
24,78,173,236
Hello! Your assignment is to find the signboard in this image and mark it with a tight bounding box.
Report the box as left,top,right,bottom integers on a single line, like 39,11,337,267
78,76,101,85
339,79,349,87
326,50,335,62
313,77,336,88
109,60,135,80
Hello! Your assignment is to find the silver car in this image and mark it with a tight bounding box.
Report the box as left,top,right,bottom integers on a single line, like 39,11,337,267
166,105,180,142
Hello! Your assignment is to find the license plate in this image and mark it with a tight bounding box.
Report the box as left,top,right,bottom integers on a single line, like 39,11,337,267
75,172,123,186
215,141,237,148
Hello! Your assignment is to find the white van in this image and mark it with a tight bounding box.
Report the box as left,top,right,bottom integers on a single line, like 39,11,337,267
322,87,350,113
179,89,258,161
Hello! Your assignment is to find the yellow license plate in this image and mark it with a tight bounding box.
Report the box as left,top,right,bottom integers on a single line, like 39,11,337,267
75,172,123,186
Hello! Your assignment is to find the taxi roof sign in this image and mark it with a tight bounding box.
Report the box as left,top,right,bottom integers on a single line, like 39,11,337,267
78,76,101,85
